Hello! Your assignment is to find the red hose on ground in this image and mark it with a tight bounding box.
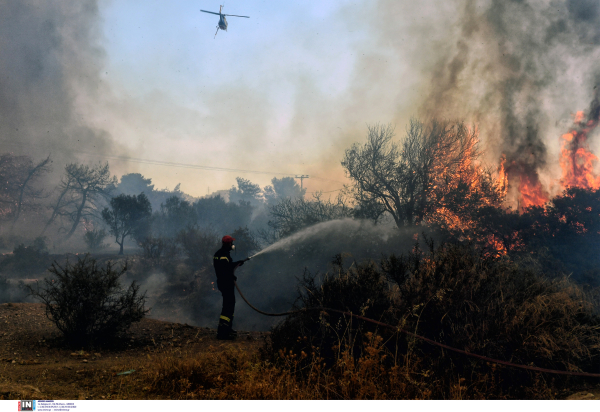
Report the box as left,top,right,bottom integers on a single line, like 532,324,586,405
234,281,600,378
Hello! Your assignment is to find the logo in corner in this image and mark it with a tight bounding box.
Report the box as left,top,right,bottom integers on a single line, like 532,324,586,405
18,400,36,411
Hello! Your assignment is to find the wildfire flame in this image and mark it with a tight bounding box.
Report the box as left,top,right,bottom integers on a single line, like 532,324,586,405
512,92,600,209
426,125,507,241
518,174,549,209
559,109,600,190
496,155,507,193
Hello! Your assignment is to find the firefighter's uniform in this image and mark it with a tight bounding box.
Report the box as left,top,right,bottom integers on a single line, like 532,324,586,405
213,245,244,339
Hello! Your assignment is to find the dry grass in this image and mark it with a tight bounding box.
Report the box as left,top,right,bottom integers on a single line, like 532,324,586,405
146,331,562,400
144,333,444,399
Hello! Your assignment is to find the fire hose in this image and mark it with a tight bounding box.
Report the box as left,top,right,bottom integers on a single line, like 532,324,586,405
234,280,600,378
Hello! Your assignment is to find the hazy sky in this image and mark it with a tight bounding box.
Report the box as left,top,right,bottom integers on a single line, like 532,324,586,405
91,0,408,196
2,0,600,199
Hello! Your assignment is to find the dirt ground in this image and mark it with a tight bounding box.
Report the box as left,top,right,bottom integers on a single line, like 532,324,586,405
0,302,267,400
1,302,599,400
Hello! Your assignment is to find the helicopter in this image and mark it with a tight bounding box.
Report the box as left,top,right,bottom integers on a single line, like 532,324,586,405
200,5,249,38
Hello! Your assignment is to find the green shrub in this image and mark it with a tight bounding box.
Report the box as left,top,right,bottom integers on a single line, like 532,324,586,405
27,255,148,347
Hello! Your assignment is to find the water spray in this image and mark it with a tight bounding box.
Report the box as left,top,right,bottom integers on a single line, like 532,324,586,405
246,247,269,260
246,218,399,260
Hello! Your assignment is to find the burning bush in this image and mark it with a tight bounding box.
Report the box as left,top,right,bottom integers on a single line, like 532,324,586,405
263,241,600,399
485,186,600,286
27,255,148,347
342,120,506,232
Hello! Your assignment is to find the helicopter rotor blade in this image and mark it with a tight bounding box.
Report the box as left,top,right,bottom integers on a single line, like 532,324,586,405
223,14,249,18
200,10,221,16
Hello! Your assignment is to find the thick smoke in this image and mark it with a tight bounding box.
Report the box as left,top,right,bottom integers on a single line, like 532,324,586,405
0,0,117,168
371,0,600,202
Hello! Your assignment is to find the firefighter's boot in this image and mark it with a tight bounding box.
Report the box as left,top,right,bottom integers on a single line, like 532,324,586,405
217,315,236,340
229,315,238,336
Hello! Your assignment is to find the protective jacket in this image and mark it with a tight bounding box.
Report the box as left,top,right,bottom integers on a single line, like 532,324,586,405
213,247,244,281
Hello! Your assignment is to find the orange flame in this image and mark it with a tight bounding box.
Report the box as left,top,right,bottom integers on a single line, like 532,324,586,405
518,174,549,209
559,109,600,190
496,155,508,195
514,96,600,208
484,234,508,258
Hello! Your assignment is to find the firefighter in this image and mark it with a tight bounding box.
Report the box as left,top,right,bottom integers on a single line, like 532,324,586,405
213,235,248,340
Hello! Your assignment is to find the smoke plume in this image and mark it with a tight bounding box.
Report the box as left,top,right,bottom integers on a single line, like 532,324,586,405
365,0,600,204
0,0,117,168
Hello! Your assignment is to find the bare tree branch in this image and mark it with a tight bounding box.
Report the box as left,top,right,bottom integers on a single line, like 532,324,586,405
12,155,52,229
342,119,506,232
45,162,117,238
